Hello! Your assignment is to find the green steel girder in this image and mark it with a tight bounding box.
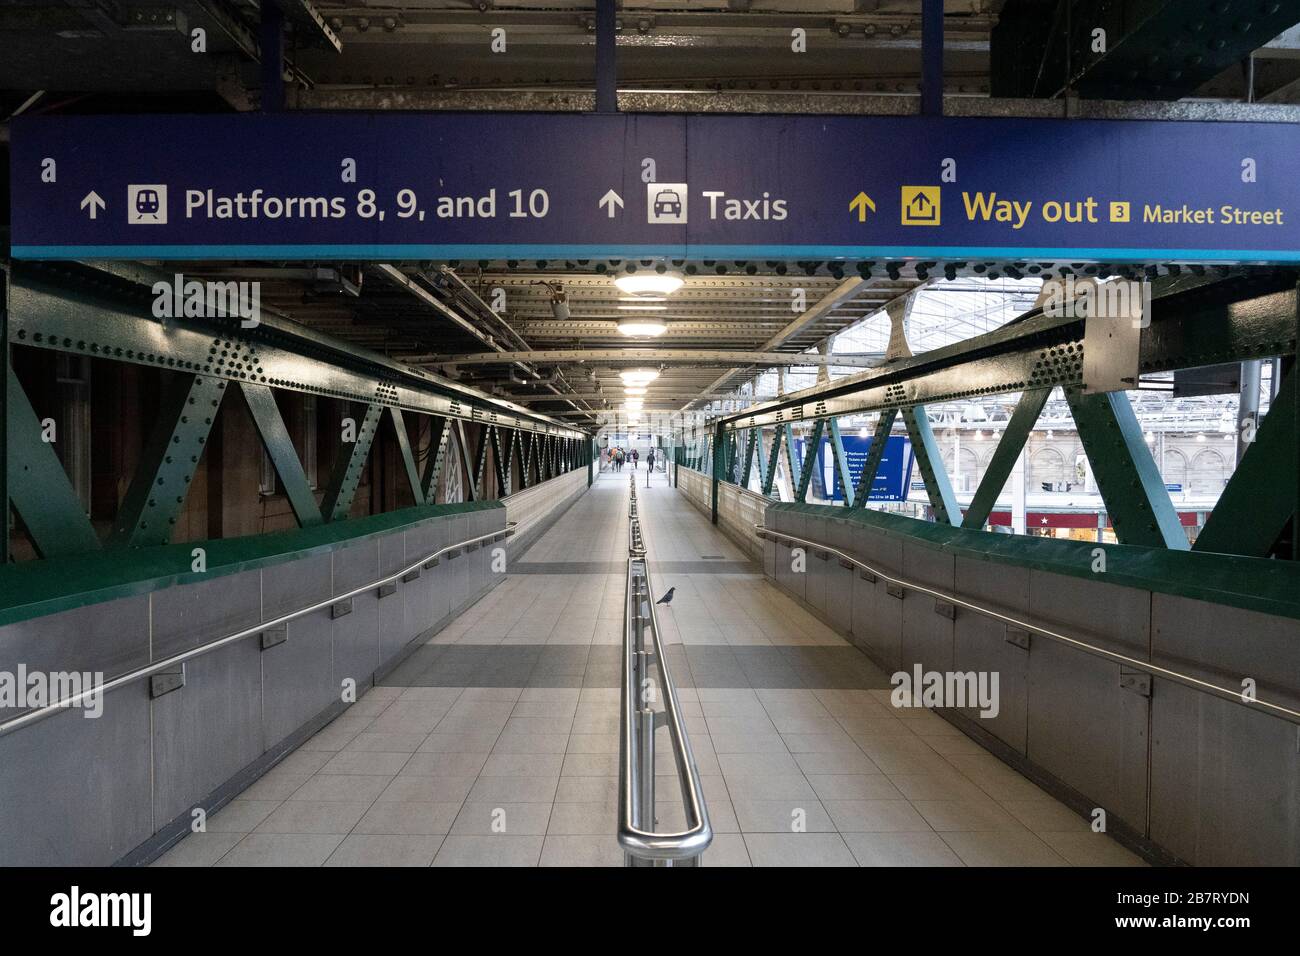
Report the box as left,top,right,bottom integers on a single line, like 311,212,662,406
761,426,783,496
962,388,1051,531
6,372,100,557
1065,386,1188,550
522,431,538,487
1194,367,1297,559
738,429,759,489
488,425,507,497
241,382,321,528
901,405,960,527
852,409,898,508
753,427,769,491
504,428,522,494
321,402,383,522
388,407,425,507
453,420,476,501
781,423,802,492
7,264,584,442
422,415,450,504
795,420,825,503
827,418,855,508
710,421,725,523
472,424,491,499
538,434,550,481
722,275,1299,432
111,372,227,548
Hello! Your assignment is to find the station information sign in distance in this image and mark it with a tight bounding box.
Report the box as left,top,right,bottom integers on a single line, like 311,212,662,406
10,112,1298,263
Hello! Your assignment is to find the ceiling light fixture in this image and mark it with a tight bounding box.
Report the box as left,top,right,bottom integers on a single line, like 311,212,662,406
617,317,669,337
620,368,660,385
624,385,648,396
614,273,684,297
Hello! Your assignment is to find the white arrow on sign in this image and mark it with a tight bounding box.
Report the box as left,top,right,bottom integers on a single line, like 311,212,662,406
598,188,624,218
80,190,105,219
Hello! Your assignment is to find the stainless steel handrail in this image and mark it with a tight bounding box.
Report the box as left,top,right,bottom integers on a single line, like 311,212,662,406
0,523,517,738
619,473,713,865
757,524,1300,725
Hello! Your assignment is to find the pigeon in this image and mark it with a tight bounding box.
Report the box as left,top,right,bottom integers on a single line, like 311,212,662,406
655,587,676,606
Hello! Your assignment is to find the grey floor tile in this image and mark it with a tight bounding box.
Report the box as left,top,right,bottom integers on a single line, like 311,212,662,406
911,799,1028,832
217,833,346,867
432,835,545,867
324,834,444,867
254,801,371,835
352,801,463,835
205,800,281,834
452,802,553,835
151,832,243,867
701,832,752,867
939,830,1069,866
540,834,624,867
288,774,394,804
842,832,965,867
742,833,858,867
822,799,932,833
466,775,560,803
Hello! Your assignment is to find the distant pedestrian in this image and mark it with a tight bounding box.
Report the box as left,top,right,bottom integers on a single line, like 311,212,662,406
646,449,655,473
631,449,639,470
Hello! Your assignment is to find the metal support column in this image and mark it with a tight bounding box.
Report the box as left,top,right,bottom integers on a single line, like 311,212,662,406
852,409,897,508
242,382,321,527
388,407,425,506
422,415,450,504
110,373,226,548
710,421,724,524
6,371,100,557
901,405,960,526
259,2,285,112
321,402,383,521
962,389,1050,530
1195,367,1297,558
596,0,618,113
826,418,855,508
921,0,944,116
794,420,825,503
1065,387,1187,549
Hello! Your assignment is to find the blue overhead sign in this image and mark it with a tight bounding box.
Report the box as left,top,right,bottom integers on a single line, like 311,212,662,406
796,435,914,503
9,113,1299,262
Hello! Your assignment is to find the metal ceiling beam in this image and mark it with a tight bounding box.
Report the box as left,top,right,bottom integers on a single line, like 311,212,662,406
687,276,867,408
433,349,883,368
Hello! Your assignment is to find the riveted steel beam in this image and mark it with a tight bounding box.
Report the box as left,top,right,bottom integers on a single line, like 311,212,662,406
1194,368,1297,559
6,372,100,557
761,425,783,496
1065,387,1187,550
388,407,425,507
322,403,383,521
241,382,321,527
852,408,898,508
453,420,476,501
962,388,1050,530
472,424,491,499
901,405,960,527
489,425,508,497
111,372,227,548
753,426,769,491
736,427,756,489
795,420,826,503
422,415,450,504
827,418,855,508
722,275,1299,431
8,264,584,440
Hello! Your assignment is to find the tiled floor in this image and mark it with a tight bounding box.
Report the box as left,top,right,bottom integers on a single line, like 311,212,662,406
155,468,1144,867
